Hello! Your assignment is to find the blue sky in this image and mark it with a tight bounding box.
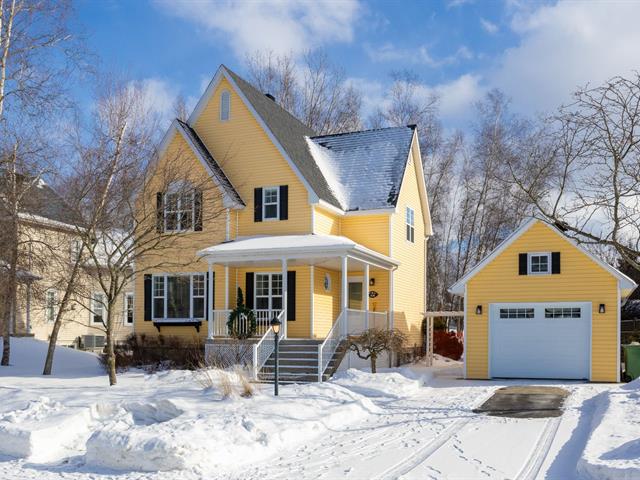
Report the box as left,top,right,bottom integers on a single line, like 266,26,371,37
77,0,640,131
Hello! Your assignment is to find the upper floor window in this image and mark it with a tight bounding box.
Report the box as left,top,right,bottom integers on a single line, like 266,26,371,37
406,207,415,243
220,90,230,121
45,289,56,323
70,239,81,263
124,292,134,325
263,187,280,220
528,253,550,275
91,292,106,324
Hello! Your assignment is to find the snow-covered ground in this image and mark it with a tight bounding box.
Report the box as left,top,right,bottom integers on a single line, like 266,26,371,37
0,339,632,479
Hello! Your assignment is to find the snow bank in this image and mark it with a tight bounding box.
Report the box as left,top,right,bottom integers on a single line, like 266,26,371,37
332,368,424,398
578,379,640,479
84,382,378,472
0,397,92,462
0,338,102,378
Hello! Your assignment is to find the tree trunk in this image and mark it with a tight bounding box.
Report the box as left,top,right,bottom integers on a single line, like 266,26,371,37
370,353,377,374
105,305,116,385
1,218,18,366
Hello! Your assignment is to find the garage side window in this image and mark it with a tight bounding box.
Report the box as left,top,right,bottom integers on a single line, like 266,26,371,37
499,308,534,319
545,307,581,318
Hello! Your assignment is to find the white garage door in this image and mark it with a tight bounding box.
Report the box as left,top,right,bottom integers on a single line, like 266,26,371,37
489,302,591,380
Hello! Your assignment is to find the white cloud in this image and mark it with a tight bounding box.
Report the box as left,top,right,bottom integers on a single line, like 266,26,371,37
489,0,640,115
138,78,177,119
153,0,361,59
365,43,473,67
480,18,498,34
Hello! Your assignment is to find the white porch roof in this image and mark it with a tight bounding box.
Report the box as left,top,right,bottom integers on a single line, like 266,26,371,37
197,234,399,270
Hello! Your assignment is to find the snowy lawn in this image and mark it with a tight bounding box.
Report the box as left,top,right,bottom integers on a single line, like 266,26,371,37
0,339,628,479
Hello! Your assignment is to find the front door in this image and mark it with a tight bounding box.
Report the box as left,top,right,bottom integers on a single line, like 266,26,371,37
348,280,363,309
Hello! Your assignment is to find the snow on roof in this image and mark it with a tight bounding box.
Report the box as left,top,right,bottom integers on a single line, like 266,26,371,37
307,126,416,211
198,234,398,268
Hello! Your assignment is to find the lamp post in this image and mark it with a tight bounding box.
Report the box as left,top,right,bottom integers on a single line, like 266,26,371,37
270,313,281,396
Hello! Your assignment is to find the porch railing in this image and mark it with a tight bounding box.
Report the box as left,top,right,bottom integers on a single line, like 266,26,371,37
211,309,282,337
317,309,388,382
252,309,285,379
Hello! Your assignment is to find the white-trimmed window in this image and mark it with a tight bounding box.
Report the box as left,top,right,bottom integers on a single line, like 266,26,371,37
528,253,551,275
263,187,279,220
91,292,106,324
406,207,415,243
164,189,195,232
255,273,283,311
220,90,230,121
70,239,81,263
45,289,56,323
545,307,581,318
124,292,134,325
152,273,206,320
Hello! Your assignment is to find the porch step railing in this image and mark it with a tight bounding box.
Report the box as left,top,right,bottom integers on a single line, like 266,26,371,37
252,309,285,379
212,309,282,337
317,309,347,382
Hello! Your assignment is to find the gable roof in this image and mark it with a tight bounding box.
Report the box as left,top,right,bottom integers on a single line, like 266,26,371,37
308,126,416,211
448,218,638,295
174,120,244,208
221,67,343,209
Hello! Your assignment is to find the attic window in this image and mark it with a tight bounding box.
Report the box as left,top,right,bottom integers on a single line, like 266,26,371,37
220,90,230,121
406,207,415,243
528,253,551,275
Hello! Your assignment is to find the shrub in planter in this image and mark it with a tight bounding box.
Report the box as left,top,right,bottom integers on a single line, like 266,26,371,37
433,330,463,360
227,288,256,339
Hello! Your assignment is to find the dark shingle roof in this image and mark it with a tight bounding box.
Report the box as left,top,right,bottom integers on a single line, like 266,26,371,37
176,120,244,207
309,126,416,211
224,66,343,209
623,299,640,320
0,175,84,226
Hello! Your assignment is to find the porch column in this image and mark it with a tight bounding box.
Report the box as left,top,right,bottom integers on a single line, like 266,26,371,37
207,261,214,340
364,263,369,330
341,256,348,336
281,258,288,339
224,265,229,310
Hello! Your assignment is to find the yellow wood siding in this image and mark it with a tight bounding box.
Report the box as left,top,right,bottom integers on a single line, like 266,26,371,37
341,215,390,255
193,77,312,237
390,148,426,346
465,221,619,382
313,206,341,236
313,266,341,338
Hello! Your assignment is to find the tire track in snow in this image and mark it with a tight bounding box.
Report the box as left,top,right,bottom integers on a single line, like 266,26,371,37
514,416,562,480
374,416,474,480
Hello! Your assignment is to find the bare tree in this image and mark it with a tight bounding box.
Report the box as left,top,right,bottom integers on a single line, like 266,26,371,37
0,0,81,365
348,328,407,373
507,75,640,272
246,50,362,134
61,79,228,385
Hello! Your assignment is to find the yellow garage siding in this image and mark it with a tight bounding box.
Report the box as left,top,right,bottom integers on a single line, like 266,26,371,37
391,149,426,347
313,206,341,236
466,221,619,382
341,214,390,255
193,77,312,237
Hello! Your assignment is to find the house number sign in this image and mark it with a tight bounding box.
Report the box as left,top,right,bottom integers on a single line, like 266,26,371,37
368,291,378,298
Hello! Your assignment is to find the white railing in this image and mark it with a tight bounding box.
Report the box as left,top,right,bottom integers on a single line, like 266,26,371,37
252,309,285,380
211,309,282,338
346,309,388,335
317,309,347,382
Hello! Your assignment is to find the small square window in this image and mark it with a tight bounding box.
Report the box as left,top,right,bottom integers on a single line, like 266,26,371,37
528,253,550,274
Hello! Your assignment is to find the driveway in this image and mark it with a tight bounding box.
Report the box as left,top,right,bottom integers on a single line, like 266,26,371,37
235,366,613,480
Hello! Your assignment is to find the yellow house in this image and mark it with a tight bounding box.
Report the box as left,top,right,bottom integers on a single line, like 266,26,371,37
134,65,432,380
449,219,637,382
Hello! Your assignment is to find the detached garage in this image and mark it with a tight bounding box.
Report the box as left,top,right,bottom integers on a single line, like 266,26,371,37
449,219,637,382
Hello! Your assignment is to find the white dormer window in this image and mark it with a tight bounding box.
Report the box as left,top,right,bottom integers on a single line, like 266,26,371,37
528,252,551,274
263,186,279,220
220,90,230,121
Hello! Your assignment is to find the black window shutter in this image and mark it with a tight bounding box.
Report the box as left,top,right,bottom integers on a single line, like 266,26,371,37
287,271,296,321
254,188,263,222
518,253,528,275
156,193,164,233
194,190,203,231
279,185,288,220
245,272,254,309
551,252,561,274
144,274,152,321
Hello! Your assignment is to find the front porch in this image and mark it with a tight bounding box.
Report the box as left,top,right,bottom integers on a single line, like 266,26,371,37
197,234,398,381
